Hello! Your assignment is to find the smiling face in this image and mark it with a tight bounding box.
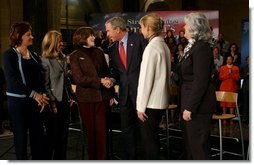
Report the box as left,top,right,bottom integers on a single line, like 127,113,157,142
226,56,233,65
105,23,119,42
56,37,63,53
21,30,33,47
86,34,95,47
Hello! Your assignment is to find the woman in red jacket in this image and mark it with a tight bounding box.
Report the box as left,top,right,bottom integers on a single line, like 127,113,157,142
219,55,240,124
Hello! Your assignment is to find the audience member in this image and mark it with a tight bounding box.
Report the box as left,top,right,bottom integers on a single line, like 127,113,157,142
216,33,229,59
164,29,176,45
213,47,223,72
175,43,185,64
95,30,104,47
166,37,177,57
176,30,188,45
225,43,241,66
219,55,240,125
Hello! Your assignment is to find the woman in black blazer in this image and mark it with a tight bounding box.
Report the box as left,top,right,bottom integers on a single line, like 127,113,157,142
3,22,49,159
179,13,216,159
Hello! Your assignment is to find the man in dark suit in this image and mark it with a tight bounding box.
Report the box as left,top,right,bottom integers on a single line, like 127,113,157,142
0,67,6,134
105,17,147,159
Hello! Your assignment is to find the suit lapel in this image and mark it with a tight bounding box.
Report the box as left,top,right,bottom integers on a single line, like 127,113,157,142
49,58,66,76
126,34,135,72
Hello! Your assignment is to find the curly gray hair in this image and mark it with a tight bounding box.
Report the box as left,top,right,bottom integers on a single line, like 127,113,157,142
184,13,212,42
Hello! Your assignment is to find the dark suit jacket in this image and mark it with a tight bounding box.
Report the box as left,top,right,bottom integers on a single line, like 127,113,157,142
3,48,45,98
108,32,147,107
180,41,216,114
70,47,113,103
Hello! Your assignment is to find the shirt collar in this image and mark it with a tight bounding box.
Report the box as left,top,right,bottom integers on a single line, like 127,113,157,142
120,32,128,44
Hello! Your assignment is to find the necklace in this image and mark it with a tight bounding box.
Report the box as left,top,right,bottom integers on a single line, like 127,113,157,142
17,47,30,59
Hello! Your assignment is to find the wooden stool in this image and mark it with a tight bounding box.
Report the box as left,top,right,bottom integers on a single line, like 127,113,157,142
212,113,235,160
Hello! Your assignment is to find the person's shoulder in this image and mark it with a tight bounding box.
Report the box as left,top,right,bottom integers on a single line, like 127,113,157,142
233,65,240,70
40,56,49,63
4,48,15,55
3,48,16,60
69,49,80,57
30,50,41,61
107,42,117,54
194,41,211,51
93,46,104,54
128,32,143,40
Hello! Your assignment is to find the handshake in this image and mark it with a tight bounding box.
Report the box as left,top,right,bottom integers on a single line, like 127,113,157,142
101,77,114,88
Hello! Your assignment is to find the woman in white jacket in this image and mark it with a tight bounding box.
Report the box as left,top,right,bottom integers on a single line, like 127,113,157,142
137,13,171,159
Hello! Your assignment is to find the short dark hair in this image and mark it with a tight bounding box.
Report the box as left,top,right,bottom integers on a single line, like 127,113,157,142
72,27,94,48
9,22,32,47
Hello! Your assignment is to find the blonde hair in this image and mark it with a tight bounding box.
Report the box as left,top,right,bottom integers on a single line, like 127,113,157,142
41,30,62,57
139,13,164,35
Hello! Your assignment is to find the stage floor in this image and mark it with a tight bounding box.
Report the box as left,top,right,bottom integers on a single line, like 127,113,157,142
0,114,249,160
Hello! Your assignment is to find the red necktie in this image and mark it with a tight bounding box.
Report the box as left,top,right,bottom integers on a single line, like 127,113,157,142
119,41,127,69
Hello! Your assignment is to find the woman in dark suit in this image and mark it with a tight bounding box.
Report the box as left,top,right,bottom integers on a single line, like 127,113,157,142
69,27,114,160
3,22,49,159
179,13,216,159
41,30,74,159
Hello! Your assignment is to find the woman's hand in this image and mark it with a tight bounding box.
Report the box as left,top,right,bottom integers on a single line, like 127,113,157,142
68,99,75,107
33,92,49,112
50,102,58,114
101,77,114,88
137,111,148,122
109,98,115,106
183,109,192,121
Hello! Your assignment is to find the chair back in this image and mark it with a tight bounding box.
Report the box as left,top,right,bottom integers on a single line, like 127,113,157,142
215,91,238,103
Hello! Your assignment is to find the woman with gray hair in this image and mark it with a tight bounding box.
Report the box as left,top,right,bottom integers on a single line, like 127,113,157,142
179,13,216,159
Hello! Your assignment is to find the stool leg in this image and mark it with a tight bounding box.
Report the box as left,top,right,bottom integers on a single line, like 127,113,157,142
236,107,245,159
166,109,170,158
219,119,222,160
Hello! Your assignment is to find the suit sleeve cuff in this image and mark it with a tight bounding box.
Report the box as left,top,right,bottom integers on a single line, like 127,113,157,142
29,90,35,98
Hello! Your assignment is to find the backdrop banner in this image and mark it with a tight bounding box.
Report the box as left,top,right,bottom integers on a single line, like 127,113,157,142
88,10,219,37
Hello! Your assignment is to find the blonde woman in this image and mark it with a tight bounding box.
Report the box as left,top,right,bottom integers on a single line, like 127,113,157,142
137,13,171,159
41,30,74,159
